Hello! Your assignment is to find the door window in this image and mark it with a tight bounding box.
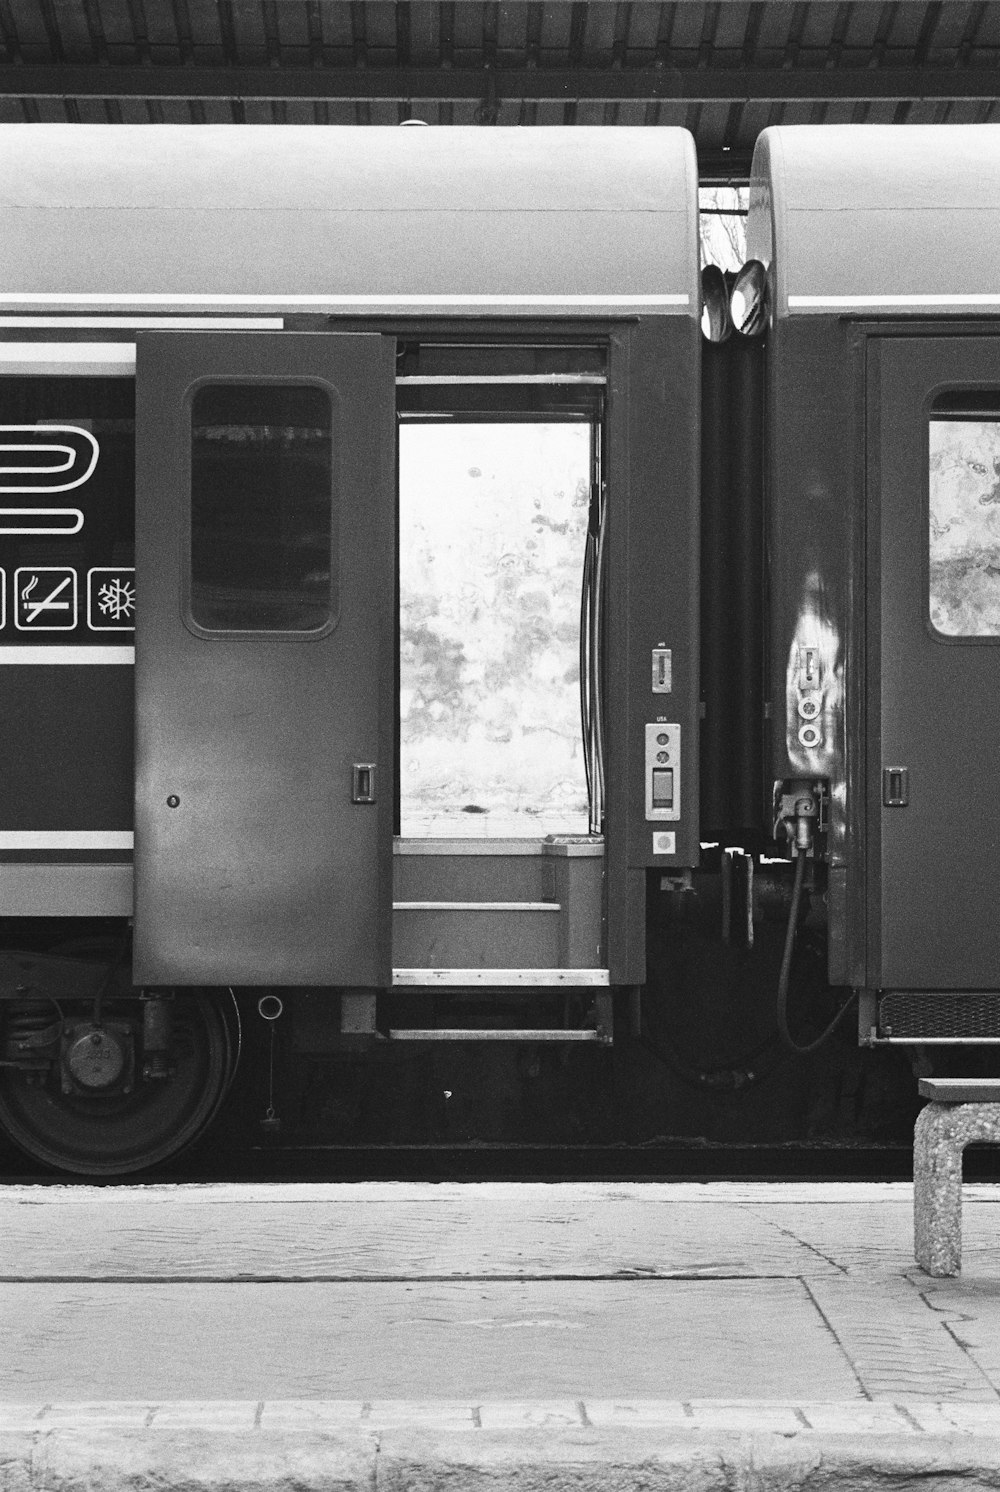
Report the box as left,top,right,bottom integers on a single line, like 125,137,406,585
929,414,1000,638
190,382,335,633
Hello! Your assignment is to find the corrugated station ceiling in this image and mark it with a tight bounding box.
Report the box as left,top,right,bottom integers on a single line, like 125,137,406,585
1,1,998,176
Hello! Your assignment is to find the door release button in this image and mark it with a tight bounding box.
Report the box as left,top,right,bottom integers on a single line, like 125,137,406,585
883,766,909,807
352,763,376,804
645,723,680,821
651,767,674,809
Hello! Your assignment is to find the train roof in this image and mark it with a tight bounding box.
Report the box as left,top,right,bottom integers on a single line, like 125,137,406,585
747,125,1000,319
0,124,699,320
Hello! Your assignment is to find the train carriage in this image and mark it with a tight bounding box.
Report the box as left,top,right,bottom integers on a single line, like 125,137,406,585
749,124,1000,1046
0,124,701,1172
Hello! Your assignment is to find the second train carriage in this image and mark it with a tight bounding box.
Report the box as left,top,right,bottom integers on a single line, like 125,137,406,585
0,119,998,1175
748,124,1000,1047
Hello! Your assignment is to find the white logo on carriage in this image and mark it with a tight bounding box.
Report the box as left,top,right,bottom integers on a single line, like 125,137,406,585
87,568,135,632
15,567,78,631
0,425,98,535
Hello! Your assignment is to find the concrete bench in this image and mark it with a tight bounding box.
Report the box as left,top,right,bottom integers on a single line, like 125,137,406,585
914,1077,1000,1277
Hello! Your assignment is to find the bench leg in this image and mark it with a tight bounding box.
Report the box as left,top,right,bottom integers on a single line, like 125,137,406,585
914,1104,963,1276
914,1101,1000,1277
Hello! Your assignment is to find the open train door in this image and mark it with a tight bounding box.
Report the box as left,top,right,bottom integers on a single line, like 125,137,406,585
869,334,1000,998
133,332,396,987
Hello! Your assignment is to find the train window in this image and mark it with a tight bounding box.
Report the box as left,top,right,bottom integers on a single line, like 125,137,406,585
398,420,592,837
929,416,1000,638
190,382,334,633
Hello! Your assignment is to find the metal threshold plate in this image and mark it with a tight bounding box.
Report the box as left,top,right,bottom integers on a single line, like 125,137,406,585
392,968,610,987
919,1077,1000,1101
878,1036,1000,1045
393,902,561,913
388,1028,603,1042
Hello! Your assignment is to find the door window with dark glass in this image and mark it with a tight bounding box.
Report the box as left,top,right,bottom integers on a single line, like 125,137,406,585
190,383,335,633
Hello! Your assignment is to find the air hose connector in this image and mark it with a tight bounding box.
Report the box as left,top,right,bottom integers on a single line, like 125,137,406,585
793,795,817,856
774,780,857,1053
773,779,822,857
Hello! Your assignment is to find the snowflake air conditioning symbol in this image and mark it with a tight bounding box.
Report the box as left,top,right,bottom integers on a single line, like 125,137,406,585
98,576,135,622
87,568,136,632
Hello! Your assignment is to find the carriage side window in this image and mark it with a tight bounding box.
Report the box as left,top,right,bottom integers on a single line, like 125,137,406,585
190,383,335,633
929,416,1000,638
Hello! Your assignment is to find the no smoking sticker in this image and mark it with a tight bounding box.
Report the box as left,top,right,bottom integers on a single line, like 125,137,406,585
15,567,77,631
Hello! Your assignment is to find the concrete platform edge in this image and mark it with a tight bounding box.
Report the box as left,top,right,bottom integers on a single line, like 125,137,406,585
5,1403,1000,1491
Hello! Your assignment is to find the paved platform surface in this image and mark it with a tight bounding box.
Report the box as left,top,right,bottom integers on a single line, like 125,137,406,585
2,1180,1000,1488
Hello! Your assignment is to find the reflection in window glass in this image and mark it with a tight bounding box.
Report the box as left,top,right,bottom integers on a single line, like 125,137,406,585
399,422,591,837
191,384,334,632
930,419,1000,637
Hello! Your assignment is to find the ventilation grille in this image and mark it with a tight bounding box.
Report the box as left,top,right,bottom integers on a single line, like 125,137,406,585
879,992,1000,1041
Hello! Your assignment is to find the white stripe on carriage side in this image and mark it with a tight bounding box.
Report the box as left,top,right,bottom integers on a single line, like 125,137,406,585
0,317,284,329
0,343,135,375
0,293,689,311
0,342,134,362
0,646,134,664
0,831,133,849
789,294,1000,310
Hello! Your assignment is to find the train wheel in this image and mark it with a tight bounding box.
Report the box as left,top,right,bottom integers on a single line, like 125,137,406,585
0,991,239,1177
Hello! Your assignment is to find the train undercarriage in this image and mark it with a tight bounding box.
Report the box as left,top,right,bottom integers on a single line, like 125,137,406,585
0,947,240,1173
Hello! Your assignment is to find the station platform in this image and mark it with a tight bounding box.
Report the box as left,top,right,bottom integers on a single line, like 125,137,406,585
2,1179,1000,1490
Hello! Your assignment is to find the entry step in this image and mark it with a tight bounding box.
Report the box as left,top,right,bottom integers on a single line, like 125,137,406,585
393,901,560,913
391,968,610,987
388,1027,606,1042
393,837,603,971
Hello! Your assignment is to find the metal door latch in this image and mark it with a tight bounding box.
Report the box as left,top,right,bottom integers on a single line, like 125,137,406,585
352,763,376,804
883,766,909,807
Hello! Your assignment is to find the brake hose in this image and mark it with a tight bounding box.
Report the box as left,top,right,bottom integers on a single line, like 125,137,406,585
638,1025,785,1092
776,850,857,1054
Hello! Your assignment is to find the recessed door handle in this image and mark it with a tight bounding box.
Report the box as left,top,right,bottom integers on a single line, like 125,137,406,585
352,763,376,804
883,767,909,807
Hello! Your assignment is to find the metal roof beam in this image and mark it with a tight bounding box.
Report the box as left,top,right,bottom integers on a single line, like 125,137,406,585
0,63,998,105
